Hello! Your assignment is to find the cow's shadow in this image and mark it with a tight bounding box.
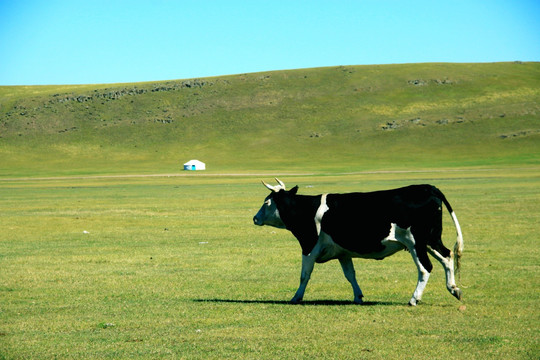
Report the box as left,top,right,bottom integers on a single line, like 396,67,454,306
193,298,399,306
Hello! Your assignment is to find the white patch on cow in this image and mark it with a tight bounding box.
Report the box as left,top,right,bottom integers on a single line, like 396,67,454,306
377,223,413,258
385,223,396,240
393,224,415,247
314,194,329,236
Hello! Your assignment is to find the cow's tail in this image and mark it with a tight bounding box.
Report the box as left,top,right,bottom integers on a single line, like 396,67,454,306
433,187,464,278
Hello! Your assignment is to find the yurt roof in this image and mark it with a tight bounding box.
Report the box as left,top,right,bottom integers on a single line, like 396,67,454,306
184,159,205,165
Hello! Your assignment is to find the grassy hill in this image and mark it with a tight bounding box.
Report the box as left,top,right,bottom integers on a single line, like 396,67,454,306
1,62,539,177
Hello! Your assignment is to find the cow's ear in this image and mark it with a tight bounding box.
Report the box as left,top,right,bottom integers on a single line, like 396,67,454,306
289,186,299,195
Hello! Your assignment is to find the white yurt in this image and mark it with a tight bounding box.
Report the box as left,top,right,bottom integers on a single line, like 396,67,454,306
183,159,206,171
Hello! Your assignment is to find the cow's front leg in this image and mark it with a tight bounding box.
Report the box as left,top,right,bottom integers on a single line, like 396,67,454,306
290,254,316,304
339,257,364,304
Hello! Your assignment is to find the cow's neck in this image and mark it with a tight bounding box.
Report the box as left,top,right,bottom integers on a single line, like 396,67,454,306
277,194,321,256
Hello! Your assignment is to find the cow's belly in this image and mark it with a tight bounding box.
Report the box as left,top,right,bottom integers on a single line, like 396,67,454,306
313,228,406,263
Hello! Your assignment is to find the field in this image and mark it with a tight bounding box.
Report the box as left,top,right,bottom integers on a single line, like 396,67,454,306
1,168,538,359
1,63,539,358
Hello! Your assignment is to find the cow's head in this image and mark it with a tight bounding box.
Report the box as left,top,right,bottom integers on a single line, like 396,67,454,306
253,178,297,228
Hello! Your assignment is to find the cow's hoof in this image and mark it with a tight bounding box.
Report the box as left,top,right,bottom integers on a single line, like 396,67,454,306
453,287,463,301
408,299,418,306
290,298,302,304
354,298,364,305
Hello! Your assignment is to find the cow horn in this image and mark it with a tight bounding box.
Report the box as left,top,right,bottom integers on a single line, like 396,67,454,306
262,180,276,192
262,179,286,192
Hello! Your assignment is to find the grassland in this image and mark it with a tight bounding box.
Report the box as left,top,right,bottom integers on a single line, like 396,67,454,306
0,63,539,358
1,62,539,177
1,169,539,359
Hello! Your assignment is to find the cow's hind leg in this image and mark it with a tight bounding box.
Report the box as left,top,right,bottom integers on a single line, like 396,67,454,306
339,257,364,304
426,213,462,301
408,246,432,306
397,226,432,306
427,245,462,301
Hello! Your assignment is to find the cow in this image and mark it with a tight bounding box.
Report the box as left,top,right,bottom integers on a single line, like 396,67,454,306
253,178,464,306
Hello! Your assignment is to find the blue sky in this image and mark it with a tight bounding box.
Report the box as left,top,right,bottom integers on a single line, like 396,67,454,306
1,0,539,85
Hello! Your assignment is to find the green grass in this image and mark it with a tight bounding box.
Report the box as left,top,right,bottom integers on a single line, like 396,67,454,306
0,63,538,358
1,169,538,359
1,62,539,177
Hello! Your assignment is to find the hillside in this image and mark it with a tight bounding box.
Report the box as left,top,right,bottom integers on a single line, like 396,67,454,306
1,62,539,177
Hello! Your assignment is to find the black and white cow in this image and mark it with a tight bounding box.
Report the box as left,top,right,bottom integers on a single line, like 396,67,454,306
253,179,464,306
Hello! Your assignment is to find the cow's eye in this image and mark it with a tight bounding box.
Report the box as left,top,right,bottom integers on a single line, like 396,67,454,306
265,199,272,206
